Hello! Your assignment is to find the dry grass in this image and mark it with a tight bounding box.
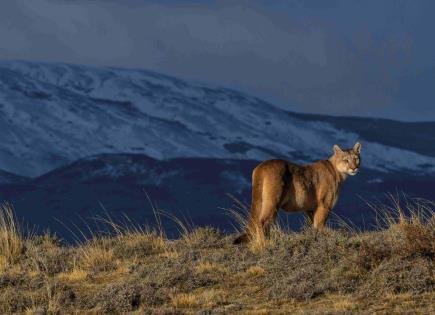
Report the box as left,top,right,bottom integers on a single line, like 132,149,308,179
195,262,227,274
0,198,433,314
57,269,88,282
245,266,265,277
0,204,24,268
171,289,228,309
170,292,198,308
78,238,116,271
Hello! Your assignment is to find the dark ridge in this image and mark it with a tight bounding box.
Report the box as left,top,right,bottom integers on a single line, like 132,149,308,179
289,111,435,157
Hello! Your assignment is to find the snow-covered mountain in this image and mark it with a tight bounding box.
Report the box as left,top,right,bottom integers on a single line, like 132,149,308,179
1,60,435,178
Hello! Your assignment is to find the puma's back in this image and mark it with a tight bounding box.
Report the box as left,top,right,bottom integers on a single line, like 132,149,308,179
250,159,339,215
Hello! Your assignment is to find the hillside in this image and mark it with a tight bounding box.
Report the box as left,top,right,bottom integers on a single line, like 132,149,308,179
0,203,433,314
0,169,28,185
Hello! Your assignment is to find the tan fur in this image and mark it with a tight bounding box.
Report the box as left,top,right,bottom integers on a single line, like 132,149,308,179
234,142,362,244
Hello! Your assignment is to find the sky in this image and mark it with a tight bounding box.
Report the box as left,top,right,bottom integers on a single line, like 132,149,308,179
0,0,434,121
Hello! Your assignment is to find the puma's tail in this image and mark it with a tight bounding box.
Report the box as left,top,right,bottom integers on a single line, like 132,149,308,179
233,232,250,245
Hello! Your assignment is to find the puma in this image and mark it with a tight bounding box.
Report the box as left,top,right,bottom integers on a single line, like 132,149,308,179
234,143,361,244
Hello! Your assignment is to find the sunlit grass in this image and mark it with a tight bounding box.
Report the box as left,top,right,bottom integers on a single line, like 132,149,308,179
0,203,24,268
0,196,433,313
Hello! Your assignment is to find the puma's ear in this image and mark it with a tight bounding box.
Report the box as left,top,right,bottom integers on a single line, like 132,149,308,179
353,142,361,154
333,144,342,154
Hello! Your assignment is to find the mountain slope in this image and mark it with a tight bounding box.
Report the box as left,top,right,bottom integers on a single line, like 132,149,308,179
1,60,435,177
0,169,28,185
0,154,257,238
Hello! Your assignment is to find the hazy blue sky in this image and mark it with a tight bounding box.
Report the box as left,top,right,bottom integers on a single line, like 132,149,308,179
1,0,434,121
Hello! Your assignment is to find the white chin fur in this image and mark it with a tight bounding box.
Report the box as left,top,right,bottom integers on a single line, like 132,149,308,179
348,170,358,176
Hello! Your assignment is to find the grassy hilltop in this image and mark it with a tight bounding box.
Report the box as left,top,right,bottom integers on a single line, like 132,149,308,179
0,200,434,314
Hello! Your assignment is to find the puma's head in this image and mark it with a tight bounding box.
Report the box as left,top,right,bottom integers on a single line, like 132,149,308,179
330,142,361,176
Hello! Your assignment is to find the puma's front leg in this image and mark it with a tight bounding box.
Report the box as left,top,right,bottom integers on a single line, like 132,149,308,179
313,206,330,229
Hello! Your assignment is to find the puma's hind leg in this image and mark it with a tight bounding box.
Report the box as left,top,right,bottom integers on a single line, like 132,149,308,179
253,200,278,244
252,176,283,244
235,183,281,244
234,162,285,245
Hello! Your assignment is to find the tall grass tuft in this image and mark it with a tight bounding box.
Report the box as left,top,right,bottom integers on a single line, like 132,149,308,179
67,203,170,270
0,203,24,267
225,197,287,251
